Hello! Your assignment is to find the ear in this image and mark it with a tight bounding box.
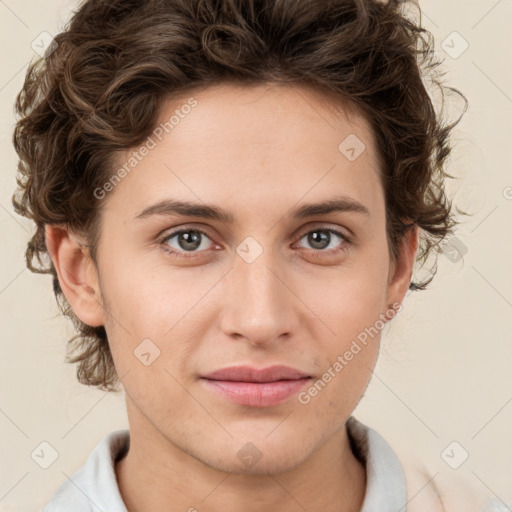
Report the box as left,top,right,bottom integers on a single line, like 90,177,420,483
385,224,419,310
45,224,104,327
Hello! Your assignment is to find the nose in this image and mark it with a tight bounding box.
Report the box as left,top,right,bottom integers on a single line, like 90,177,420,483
219,247,298,348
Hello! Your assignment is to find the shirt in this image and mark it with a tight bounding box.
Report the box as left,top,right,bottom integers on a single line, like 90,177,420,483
40,415,499,512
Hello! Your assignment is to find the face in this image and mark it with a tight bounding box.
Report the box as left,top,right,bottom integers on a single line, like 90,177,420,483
73,82,413,474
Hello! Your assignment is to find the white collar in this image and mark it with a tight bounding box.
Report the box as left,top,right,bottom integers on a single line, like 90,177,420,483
43,416,407,512
346,416,408,511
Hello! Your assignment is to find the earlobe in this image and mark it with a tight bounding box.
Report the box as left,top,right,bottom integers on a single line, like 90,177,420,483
385,224,419,309
45,224,104,327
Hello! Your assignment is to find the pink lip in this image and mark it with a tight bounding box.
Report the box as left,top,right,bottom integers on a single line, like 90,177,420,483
200,365,312,407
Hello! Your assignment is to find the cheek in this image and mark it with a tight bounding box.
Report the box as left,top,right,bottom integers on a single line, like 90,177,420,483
98,260,216,378
301,287,385,415
307,256,389,339
299,250,389,391
99,251,208,331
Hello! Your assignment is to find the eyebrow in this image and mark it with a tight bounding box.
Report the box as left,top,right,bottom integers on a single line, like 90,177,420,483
134,195,371,223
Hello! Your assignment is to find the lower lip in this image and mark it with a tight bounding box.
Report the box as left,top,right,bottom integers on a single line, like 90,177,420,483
201,378,311,407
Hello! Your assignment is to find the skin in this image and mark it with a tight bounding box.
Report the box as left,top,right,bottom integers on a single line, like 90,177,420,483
46,82,418,512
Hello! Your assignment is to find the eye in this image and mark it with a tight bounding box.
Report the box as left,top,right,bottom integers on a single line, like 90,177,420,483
295,227,350,254
158,226,351,259
160,228,216,258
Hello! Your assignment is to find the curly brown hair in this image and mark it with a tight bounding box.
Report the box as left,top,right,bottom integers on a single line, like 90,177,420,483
12,0,467,392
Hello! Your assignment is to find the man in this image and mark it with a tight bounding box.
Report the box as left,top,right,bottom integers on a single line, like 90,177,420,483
12,0,495,510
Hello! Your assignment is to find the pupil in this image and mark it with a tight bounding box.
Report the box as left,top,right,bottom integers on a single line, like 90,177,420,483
179,231,201,251
309,231,329,249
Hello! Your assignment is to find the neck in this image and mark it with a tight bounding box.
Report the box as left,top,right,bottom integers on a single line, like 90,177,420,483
115,418,366,512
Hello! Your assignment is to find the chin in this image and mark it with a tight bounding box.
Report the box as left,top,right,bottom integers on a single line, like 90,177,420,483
207,450,308,476
191,435,316,476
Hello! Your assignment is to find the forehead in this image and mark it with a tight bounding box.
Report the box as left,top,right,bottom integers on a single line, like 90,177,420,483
156,81,375,155
103,82,383,221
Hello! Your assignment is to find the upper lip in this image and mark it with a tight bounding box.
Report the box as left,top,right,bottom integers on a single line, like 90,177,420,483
201,365,311,383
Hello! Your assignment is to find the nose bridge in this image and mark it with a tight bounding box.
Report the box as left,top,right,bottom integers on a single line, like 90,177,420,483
221,242,295,344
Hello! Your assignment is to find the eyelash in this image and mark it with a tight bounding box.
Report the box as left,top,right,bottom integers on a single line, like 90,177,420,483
158,226,351,259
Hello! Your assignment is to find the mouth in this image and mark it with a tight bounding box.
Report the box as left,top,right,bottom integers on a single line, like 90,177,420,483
200,365,312,407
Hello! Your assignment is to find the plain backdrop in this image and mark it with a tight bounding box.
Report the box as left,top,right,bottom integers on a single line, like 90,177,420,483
1,0,511,510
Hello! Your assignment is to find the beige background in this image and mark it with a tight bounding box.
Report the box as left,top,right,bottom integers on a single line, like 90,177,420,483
1,0,511,510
